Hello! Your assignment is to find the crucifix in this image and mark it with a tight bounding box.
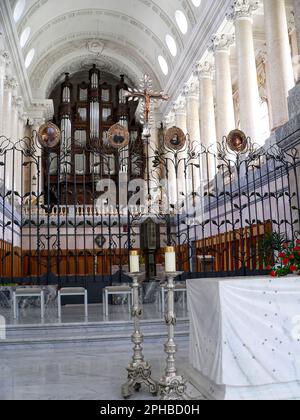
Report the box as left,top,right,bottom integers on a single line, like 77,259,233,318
122,75,169,125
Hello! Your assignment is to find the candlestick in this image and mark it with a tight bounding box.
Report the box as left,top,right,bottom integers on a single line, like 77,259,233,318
129,250,140,274
165,246,176,273
159,271,188,400
122,272,158,399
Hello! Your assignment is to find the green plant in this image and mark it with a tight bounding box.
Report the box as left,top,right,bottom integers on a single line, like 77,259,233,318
258,231,286,268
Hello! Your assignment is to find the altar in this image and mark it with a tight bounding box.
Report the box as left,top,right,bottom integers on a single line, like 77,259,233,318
186,276,300,400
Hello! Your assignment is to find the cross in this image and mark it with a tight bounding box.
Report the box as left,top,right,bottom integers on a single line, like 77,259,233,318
123,75,169,124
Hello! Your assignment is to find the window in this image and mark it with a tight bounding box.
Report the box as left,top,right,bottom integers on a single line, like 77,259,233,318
158,56,169,76
25,49,35,69
175,10,188,35
20,27,31,48
166,35,177,57
13,0,26,23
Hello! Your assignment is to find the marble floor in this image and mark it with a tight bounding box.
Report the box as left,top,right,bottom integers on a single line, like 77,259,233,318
0,337,200,400
0,300,194,400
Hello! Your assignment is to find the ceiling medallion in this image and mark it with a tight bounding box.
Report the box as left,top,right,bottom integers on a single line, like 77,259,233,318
108,123,129,149
165,126,186,151
87,40,104,56
38,122,61,149
227,129,248,153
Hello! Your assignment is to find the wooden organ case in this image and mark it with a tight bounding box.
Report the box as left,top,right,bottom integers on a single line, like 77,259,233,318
45,66,145,205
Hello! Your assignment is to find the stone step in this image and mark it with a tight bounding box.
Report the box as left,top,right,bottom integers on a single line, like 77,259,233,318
0,318,189,349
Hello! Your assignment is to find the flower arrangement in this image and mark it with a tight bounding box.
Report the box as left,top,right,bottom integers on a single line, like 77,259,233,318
268,240,300,277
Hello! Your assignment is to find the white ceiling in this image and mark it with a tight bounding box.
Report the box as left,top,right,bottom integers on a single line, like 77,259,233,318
9,0,204,98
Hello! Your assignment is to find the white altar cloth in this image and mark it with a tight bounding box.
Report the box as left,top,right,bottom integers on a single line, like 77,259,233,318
187,276,300,400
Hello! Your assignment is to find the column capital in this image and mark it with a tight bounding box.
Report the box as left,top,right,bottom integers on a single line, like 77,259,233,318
288,11,296,34
173,99,186,116
183,79,199,100
209,34,235,53
0,50,10,68
164,113,175,128
227,0,259,22
196,61,215,80
4,76,18,92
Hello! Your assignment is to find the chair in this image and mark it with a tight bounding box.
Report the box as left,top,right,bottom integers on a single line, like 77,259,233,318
102,285,132,317
13,287,45,320
58,287,88,319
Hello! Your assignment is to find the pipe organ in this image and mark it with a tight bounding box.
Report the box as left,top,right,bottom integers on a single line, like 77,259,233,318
45,66,144,205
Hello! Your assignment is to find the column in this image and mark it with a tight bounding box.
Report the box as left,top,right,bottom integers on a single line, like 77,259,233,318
197,61,217,181
14,97,24,194
0,51,9,136
294,0,300,82
228,1,261,142
183,77,201,194
174,99,187,133
174,99,187,202
209,34,235,142
289,11,299,83
263,0,295,129
184,77,201,144
148,107,162,214
3,77,18,139
29,117,45,194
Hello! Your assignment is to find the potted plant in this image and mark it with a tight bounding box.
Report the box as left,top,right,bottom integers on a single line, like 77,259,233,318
268,240,300,277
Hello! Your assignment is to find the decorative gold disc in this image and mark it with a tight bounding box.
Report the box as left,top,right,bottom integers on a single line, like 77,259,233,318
108,123,129,149
38,123,61,149
165,127,186,151
227,129,248,153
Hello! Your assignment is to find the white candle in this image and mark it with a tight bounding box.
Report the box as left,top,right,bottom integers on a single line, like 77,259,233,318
165,247,176,273
129,251,140,273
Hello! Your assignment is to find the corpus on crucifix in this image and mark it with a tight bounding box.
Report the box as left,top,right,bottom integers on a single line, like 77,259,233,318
122,75,169,127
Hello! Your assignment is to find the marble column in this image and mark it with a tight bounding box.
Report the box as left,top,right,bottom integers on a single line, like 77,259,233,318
0,51,9,136
210,34,235,142
174,99,187,133
263,0,295,130
148,108,163,214
289,11,299,83
30,117,45,194
174,99,187,202
14,97,24,194
3,77,18,139
228,0,261,143
197,61,217,181
184,77,201,193
294,0,300,81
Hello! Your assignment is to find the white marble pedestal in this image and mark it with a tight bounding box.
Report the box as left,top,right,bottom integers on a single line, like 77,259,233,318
187,276,300,400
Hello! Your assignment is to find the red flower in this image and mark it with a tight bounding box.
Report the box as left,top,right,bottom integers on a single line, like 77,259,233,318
283,258,289,265
290,265,298,273
296,240,300,245
270,271,277,277
279,252,286,258
266,265,272,271
294,247,300,252
289,255,295,260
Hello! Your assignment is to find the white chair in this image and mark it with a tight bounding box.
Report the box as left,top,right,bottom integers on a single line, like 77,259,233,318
159,282,187,314
103,285,132,317
13,287,45,320
58,287,88,319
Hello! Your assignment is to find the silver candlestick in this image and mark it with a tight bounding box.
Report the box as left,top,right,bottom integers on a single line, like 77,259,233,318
122,272,158,399
159,271,188,400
